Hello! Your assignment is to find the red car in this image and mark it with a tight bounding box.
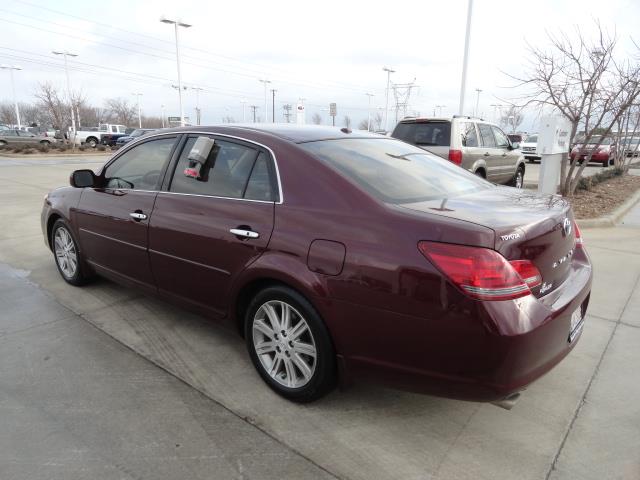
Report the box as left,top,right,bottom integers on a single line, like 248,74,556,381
570,135,615,166
41,125,592,404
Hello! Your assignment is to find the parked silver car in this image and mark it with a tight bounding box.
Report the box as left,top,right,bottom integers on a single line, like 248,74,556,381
391,116,526,187
0,129,56,146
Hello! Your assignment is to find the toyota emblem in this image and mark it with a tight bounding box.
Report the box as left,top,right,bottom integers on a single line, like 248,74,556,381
563,218,572,236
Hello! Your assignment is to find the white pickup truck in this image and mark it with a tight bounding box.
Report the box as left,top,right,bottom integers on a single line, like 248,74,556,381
73,124,127,147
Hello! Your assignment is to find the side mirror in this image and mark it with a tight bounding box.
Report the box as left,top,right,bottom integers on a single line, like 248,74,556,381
70,169,96,188
510,142,520,150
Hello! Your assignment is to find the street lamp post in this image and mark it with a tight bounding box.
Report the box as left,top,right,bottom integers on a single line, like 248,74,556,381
458,0,473,115
270,89,277,123
0,65,22,128
240,100,247,122
52,51,78,145
474,88,482,117
259,79,271,122
160,104,165,128
382,66,395,132
161,17,191,127
365,93,374,131
190,86,203,125
132,92,143,128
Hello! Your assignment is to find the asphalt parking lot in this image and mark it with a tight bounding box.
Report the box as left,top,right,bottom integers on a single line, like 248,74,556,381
1,155,639,480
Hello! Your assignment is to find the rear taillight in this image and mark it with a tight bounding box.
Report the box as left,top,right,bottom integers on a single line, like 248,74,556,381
418,241,535,301
509,260,542,288
574,221,583,247
448,149,462,165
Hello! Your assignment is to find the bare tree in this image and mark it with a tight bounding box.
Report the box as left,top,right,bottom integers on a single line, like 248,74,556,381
105,97,136,126
343,115,352,128
0,103,15,125
34,82,68,130
358,119,369,130
373,111,383,131
311,112,322,125
499,105,524,133
221,116,235,123
510,22,640,195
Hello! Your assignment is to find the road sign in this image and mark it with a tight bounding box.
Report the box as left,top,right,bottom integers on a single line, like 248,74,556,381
329,103,337,117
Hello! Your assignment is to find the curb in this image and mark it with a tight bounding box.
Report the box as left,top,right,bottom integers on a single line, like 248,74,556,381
0,152,111,158
578,188,640,228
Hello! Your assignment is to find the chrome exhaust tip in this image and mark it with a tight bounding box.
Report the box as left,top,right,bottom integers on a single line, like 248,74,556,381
492,392,521,410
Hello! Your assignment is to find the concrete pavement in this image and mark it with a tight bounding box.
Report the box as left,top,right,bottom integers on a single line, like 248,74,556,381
0,155,639,479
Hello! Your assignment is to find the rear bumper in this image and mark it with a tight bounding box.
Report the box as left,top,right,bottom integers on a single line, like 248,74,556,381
331,249,592,402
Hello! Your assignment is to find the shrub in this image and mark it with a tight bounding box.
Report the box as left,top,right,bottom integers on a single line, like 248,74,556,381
97,145,106,151
38,144,50,153
22,148,35,154
576,167,625,191
78,145,86,151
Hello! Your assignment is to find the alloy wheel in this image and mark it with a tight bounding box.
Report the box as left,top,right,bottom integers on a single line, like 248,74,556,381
252,300,317,388
515,169,524,188
54,226,78,279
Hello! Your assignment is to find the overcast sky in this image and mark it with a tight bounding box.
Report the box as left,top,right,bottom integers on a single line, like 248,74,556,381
1,0,638,131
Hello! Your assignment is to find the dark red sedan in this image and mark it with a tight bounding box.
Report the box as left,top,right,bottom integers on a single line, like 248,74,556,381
41,125,592,404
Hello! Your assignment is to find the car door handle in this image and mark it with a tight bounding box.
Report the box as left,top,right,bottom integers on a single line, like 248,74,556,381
484,152,490,157
129,212,147,221
230,228,260,239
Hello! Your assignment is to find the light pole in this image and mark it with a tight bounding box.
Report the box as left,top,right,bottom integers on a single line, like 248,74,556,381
0,65,22,128
190,86,203,125
132,92,143,128
259,79,271,122
160,104,165,128
365,93,374,131
240,99,247,122
474,88,482,117
161,17,191,127
383,66,395,132
52,51,78,145
270,89,277,123
458,0,473,115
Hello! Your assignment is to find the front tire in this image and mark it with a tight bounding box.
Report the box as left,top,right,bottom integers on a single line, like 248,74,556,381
245,286,336,403
51,220,91,286
86,137,98,148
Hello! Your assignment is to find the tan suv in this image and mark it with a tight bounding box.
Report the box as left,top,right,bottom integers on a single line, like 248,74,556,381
391,116,526,188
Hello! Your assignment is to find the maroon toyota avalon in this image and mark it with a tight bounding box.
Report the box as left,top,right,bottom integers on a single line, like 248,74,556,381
41,125,592,404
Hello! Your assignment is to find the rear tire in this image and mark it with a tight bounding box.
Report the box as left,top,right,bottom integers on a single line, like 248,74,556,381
510,165,525,188
51,219,92,286
0,140,6,146
245,286,336,403
40,140,50,145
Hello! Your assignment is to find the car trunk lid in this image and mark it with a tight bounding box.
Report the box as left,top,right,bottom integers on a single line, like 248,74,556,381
400,187,577,298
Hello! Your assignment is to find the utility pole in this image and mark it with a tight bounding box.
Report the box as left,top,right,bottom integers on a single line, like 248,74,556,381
283,104,292,123
382,66,395,132
0,65,22,128
161,104,165,128
474,88,482,117
132,92,143,128
52,51,78,146
392,79,417,122
250,105,258,123
190,86,203,125
458,0,473,115
270,89,277,123
161,17,191,127
240,99,247,122
365,93,374,131
259,79,271,122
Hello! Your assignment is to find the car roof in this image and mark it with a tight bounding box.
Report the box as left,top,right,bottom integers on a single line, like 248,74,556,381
156,124,383,144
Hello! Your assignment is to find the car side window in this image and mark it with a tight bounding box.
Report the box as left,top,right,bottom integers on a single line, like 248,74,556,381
478,124,497,148
492,126,510,148
460,122,479,147
3,130,17,136
104,137,175,190
170,136,270,200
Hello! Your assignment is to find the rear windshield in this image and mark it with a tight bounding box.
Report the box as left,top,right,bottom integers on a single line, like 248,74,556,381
392,121,451,147
300,138,490,204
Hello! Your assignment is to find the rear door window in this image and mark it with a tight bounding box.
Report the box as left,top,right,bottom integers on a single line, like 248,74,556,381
478,124,497,148
393,122,450,147
169,136,277,201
